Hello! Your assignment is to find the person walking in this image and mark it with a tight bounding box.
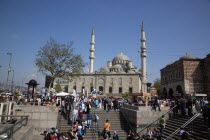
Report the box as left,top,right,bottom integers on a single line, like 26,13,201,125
104,120,111,138
159,115,165,135
86,111,93,129
187,99,193,116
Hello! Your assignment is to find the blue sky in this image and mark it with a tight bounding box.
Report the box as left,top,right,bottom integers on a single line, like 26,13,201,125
0,0,210,88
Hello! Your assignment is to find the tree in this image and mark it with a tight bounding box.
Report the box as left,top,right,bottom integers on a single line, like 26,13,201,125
153,78,161,95
64,85,68,92
122,92,130,99
54,82,62,93
35,38,86,88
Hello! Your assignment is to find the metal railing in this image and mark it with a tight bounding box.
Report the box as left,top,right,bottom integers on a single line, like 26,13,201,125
0,115,29,140
119,108,141,139
56,107,61,129
90,103,100,140
164,113,200,140
136,105,177,137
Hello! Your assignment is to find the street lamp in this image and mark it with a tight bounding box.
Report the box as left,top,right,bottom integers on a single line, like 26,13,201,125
11,70,14,93
6,53,12,92
0,66,2,87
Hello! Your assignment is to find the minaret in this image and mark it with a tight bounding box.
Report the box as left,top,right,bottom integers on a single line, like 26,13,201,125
141,21,147,93
89,27,95,73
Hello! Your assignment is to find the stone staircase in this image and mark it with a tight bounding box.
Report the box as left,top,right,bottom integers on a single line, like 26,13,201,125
57,115,71,132
84,109,128,140
57,109,129,140
162,114,208,140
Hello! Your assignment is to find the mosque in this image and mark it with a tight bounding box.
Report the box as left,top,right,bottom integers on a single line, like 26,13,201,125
67,22,148,94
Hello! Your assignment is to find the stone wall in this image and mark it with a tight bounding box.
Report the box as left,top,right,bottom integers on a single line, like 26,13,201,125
68,73,141,94
183,60,204,94
14,105,58,135
160,58,206,97
204,54,210,99
121,104,170,133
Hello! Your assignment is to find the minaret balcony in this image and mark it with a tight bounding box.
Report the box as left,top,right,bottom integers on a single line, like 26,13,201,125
89,56,95,59
141,38,146,42
141,54,147,57
90,49,95,52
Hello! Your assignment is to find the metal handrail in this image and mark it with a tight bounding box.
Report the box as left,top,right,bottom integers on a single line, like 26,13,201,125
91,103,100,140
164,113,200,140
137,105,177,135
119,108,141,139
56,107,61,129
0,115,29,139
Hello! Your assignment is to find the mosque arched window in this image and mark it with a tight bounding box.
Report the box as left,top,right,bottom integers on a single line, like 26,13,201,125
129,78,132,84
82,78,85,84
119,78,122,85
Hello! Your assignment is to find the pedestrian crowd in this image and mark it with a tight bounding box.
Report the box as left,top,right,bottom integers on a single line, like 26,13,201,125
42,94,127,140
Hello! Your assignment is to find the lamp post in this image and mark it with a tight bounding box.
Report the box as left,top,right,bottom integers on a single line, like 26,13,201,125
22,77,26,92
11,70,14,93
6,53,12,91
0,66,2,87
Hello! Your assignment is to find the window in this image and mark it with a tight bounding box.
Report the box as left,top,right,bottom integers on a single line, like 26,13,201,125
90,87,94,92
129,78,132,84
119,87,123,93
109,87,112,93
110,78,113,85
81,86,85,92
129,87,133,93
73,85,77,90
119,78,122,85
82,78,85,84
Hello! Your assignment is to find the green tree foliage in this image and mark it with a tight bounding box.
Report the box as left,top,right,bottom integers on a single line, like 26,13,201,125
55,82,62,93
35,38,86,88
64,85,68,92
122,92,130,99
153,78,161,95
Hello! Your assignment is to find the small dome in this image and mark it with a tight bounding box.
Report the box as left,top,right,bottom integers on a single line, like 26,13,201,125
180,54,196,60
111,64,123,69
127,70,136,74
99,66,109,73
113,52,130,61
110,71,116,74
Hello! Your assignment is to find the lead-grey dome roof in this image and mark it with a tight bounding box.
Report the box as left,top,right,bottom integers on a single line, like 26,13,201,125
99,66,109,73
113,52,130,61
180,54,196,60
111,64,123,69
128,70,136,74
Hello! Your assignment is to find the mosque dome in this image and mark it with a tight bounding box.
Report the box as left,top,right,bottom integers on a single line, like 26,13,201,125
113,52,130,61
180,54,196,60
111,64,123,69
99,66,109,73
110,71,117,74
127,70,136,74
117,71,126,74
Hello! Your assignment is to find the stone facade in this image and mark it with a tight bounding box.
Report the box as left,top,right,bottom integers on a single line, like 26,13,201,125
68,73,141,94
161,54,210,98
203,54,210,100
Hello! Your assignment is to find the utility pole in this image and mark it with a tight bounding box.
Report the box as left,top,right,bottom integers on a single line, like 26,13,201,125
0,66,2,88
6,53,12,92
11,70,14,93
